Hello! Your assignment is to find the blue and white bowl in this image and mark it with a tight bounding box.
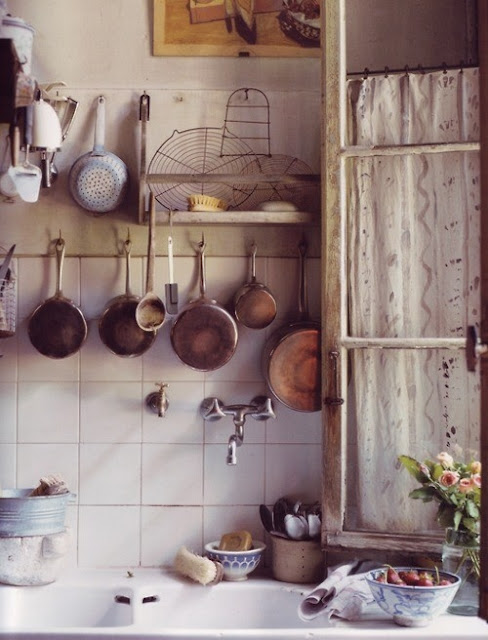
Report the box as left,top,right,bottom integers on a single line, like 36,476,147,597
365,567,461,627
204,541,266,581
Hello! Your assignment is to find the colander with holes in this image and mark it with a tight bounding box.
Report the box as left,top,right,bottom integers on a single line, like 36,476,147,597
68,96,129,214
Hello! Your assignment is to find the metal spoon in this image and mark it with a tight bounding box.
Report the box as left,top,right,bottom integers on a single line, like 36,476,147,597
284,513,309,540
136,193,166,332
259,504,288,538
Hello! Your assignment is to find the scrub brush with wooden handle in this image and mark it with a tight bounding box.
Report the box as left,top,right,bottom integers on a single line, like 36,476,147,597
173,546,224,586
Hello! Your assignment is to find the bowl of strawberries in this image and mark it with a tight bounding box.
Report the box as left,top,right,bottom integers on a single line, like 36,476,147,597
365,566,461,627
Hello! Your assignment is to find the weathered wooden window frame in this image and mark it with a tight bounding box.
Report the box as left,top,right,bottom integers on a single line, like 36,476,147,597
320,6,487,620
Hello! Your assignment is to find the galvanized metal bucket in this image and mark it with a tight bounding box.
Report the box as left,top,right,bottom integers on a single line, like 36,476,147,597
0,489,72,537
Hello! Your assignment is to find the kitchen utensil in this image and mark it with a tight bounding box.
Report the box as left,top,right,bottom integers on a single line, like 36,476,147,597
39,96,79,187
8,107,41,203
98,234,156,357
28,236,88,359
135,193,166,332
147,127,257,212
68,95,129,214
262,240,321,412
284,513,309,540
233,243,276,329
165,230,178,314
32,98,62,150
259,504,274,533
233,154,319,212
138,92,150,222
170,235,238,372
0,244,15,283
272,497,291,535
259,504,288,538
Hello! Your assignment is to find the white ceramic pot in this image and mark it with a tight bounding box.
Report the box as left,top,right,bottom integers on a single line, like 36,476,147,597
0,14,35,74
32,99,63,150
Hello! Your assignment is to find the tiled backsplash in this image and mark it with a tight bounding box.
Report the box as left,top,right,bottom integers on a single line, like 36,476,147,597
0,251,322,568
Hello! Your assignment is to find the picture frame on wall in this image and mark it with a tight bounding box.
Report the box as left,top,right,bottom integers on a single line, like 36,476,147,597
153,0,321,58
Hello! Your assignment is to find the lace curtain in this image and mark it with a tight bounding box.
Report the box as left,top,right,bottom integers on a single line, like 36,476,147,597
345,69,480,533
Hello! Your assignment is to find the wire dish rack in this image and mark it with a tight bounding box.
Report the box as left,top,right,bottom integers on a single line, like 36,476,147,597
147,126,258,212
143,87,320,218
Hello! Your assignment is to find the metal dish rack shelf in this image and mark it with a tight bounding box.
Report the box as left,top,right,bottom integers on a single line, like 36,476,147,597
138,89,320,226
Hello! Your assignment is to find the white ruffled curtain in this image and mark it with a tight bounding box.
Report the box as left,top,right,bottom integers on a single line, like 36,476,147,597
345,69,480,533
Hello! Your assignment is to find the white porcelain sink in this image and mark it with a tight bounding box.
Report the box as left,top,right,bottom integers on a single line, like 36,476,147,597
0,569,487,639
135,579,326,630
0,582,133,629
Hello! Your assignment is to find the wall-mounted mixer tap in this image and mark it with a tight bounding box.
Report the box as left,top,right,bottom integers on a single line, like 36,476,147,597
146,382,169,418
200,396,276,465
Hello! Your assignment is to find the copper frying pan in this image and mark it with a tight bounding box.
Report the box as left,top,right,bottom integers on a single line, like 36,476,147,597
28,236,88,359
262,241,321,412
171,236,238,371
98,236,156,357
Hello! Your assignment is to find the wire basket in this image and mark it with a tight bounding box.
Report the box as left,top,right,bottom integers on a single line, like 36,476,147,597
147,127,257,212
0,248,16,338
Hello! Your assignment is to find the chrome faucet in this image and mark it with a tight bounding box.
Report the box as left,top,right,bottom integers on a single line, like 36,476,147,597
200,396,276,465
146,382,169,418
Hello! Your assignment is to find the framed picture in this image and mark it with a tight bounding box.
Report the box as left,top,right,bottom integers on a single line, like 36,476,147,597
153,0,320,58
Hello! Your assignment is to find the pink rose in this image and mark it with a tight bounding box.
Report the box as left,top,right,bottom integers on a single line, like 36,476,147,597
470,461,481,474
437,452,454,468
459,478,473,493
439,470,460,487
472,473,481,488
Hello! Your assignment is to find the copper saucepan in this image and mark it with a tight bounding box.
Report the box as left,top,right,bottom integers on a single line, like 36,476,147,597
28,236,88,359
98,236,156,357
171,236,238,371
233,243,276,330
262,240,321,412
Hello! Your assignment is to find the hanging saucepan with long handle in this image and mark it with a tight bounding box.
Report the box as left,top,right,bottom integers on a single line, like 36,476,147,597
98,234,156,357
28,235,88,359
171,236,238,371
262,240,321,412
233,243,276,329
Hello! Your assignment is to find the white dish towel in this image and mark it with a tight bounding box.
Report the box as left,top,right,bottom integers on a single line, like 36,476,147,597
298,560,380,622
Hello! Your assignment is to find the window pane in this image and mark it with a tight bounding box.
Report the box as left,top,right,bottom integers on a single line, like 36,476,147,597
344,348,480,534
347,152,480,339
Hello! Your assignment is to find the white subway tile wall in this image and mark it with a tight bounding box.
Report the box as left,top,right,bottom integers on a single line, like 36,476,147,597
1,255,322,568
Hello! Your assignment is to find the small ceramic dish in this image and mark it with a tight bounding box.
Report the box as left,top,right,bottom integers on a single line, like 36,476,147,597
204,540,266,581
365,566,461,627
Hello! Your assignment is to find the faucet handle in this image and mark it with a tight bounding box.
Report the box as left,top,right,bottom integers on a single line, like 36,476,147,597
250,396,276,421
200,397,226,421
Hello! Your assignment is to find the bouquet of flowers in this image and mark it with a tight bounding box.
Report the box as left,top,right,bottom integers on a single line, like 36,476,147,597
398,451,481,577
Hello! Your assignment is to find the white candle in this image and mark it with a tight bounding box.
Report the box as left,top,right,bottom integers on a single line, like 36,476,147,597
168,235,174,283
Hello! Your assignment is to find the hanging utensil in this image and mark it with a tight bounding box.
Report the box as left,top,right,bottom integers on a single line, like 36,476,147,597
98,233,156,357
136,193,166,332
262,240,321,412
0,244,15,284
165,214,178,314
9,106,41,203
28,235,88,359
68,95,129,214
233,243,276,329
170,235,238,372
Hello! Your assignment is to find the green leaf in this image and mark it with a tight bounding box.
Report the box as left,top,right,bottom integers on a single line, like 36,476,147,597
398,455,429,482
431,463,444,481
453,510,462,529
465,500,480,519
409,487,435,502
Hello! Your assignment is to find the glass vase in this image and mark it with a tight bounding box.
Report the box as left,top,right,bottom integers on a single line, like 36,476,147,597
441,527,480,616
